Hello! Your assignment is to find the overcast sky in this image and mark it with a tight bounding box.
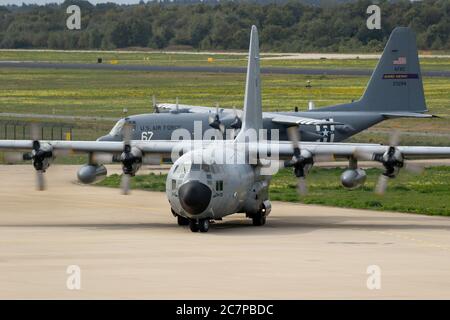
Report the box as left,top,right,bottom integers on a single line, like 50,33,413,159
0,0,142,5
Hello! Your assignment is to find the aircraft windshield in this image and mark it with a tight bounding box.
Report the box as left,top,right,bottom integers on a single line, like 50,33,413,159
109,119,125,136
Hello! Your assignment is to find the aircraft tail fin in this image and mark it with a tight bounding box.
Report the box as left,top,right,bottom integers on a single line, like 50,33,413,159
235,25,262,142
319,27,427,114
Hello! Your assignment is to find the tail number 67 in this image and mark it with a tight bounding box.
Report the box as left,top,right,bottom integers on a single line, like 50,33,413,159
141,131,154,140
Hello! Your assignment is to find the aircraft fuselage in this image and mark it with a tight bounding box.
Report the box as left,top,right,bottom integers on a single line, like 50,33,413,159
98,110,384,143
166,147,271,220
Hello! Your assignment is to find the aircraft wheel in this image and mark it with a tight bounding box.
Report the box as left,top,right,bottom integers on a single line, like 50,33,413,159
252,213,266,226
177,215,190,226
189,220,199,232
198,219,210,233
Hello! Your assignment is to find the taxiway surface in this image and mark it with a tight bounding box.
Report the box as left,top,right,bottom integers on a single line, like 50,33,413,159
1,165,450,299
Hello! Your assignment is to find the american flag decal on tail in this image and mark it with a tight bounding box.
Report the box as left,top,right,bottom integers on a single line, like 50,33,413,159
393,56,407,65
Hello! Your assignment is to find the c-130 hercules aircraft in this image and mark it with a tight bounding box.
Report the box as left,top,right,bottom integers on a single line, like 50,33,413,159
98,26,433,145
1,26,450,233
82,26,434,188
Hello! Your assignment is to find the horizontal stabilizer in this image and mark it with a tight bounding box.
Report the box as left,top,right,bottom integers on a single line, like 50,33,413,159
381,112,437,119
269,114,343,126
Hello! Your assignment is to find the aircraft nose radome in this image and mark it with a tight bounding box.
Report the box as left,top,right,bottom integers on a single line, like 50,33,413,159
178,181,211,215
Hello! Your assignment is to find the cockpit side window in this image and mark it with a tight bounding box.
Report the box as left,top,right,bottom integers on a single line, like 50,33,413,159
182,163,191,174
191,164,200,171
109,119,125,136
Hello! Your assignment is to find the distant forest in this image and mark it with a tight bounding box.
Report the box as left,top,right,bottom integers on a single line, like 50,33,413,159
0,0,448,52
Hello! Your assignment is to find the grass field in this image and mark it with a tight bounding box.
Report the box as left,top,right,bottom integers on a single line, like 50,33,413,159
97,167,450,216
1,49,449,71
0,66,449,144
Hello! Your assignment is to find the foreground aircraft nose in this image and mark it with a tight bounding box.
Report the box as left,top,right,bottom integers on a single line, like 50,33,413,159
178,181,212,215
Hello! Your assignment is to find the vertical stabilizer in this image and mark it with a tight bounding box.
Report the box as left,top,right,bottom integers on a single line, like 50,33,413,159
359,27,426,112
317,27,427,114
235,25,262,142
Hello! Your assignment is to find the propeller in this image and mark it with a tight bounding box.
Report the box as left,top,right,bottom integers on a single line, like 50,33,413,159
119,123,142,195
373,132,404,195
208,103,225,133
29,124,55,190
356,131,424,195
284,126,314,196
229,106,242,130
227,106,242,139
152,95,159,113
4,124,75,190
7,124,53,190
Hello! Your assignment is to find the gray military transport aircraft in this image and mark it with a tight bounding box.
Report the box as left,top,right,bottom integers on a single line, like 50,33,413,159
98,26,433,145
1,26,450,233
83,26,434,188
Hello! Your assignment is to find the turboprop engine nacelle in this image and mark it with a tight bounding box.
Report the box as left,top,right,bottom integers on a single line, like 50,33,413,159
77,164,107,184
341,168,367,189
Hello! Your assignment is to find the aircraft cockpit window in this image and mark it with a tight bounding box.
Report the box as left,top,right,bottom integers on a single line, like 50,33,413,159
191,164,201,171
211,165,223,174
215,180,223,191
175,163,190,175
109,119,125,136
181,163,191,174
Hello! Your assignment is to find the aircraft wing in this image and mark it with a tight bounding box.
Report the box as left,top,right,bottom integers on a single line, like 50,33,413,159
0,140,196,157
256,141,450,160
156,103,237,115
2,139,450,162
157,105,342,126
380,112,436,119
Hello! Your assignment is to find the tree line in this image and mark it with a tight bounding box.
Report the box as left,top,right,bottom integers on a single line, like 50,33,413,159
0,0,448,52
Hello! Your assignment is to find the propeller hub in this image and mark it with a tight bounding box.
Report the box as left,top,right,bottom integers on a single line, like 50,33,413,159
30,143,53,172
285,150,314,178
120,147,142,176
376,147,404,178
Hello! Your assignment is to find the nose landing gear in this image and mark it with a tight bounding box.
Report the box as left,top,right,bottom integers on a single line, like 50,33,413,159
189,219,210,233
252,212,266,226
172,208,210,232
